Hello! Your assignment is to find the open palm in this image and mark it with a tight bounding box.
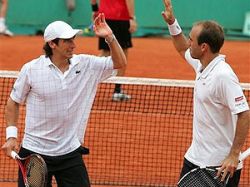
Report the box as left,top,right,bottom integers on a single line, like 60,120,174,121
162,0,175,24
93,13,113,38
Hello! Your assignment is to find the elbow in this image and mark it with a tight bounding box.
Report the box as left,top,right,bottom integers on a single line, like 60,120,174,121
113,57,127,69
121,58,127,69
5,98,19,113
238,110,250,128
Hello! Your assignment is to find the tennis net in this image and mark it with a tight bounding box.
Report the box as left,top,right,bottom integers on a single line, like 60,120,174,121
0,70,250,186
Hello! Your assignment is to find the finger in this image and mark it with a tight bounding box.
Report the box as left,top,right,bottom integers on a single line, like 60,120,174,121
161,11,167,21
100,13,105,23
220,168,230,181
163,0,168,8
230,170,235,178
129,25,136,33
95,13,102,25
228,166,237,178
93,15,98,25
129,28,134,34
163,0,171,9
15,144,19,152
216,166,223,177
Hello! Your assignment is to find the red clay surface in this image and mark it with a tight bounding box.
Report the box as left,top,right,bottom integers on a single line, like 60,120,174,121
0,35,249,82
0,36,249,187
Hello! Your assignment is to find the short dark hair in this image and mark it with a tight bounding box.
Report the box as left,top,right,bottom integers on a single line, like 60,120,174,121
43,38,60,57
195,21,224,53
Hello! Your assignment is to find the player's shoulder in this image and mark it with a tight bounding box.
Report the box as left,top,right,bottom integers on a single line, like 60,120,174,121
71,54,105,65
25,55,46,65
71,54,96,62
20,55,48,73
213,61,239,87
214,60,235,78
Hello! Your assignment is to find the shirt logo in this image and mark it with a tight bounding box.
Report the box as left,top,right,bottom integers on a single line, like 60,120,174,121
235,96,244,102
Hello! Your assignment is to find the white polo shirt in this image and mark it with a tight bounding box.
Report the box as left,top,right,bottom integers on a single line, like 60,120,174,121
11,54,116,156
184,49,249,168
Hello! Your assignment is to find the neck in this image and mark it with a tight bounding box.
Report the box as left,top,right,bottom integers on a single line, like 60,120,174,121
50,56,70,73
200,53,219,70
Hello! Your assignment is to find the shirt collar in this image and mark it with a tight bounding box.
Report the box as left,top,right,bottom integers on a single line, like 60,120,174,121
200,54,226,78
44,55,79,67
44,56,53,67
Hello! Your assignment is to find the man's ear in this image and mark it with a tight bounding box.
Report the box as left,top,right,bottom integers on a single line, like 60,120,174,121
48,41,57,49
201,43,209,53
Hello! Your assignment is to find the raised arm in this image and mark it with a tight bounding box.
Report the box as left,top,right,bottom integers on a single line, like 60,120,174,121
161,0,189,59
93,13,127,69
1,98,20,157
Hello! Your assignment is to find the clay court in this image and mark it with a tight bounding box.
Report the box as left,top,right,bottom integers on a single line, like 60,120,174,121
0,35,250,82
0,35,250,187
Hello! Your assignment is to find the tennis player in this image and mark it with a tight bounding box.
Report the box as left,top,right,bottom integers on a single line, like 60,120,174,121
161,0,250,186
1,13,126,187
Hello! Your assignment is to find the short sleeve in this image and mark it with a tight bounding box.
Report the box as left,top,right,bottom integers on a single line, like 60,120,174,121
79,55,117,82
216,73,249,114
10,64,31,104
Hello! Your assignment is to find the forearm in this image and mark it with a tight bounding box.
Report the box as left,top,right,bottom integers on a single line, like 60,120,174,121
5,98,19,128
167,18,189,58
125,0,135,19
230,111,250,156
172,33,189,57
2,98,19,156
0,0,8,18
105,34,127,69
161,0,189,58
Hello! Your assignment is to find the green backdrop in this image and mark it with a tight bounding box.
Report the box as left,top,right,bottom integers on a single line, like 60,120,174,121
4,0,250,38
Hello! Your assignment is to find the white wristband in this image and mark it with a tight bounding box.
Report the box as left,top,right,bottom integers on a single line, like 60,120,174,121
6,126,18,140
168,19,182,36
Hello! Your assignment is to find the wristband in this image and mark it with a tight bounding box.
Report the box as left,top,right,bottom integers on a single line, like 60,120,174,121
105,34,116,44
130,16,136,21
168,19,182,36
6,126,18,140
91,3,98,11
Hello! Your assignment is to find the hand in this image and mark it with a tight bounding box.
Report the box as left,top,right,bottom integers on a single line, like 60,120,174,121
1,138,19,157
93,13,113,38
129,19,137,33
217,153,239,181
161,0,175,25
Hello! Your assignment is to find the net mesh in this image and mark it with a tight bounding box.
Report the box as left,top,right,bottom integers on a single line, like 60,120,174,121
0,71,250,186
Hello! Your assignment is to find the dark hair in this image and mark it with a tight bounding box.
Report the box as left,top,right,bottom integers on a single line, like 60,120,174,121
195,21,224,53
43,38,60,57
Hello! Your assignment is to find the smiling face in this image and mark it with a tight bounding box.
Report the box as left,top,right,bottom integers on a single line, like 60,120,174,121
56,37,76,59
48,36,76,60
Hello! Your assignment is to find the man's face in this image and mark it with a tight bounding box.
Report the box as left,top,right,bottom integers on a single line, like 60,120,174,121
54,37,76,59
188,25,203,59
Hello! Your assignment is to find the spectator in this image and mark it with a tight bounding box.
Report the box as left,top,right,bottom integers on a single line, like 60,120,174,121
90,0,137,101
0,0,13,36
